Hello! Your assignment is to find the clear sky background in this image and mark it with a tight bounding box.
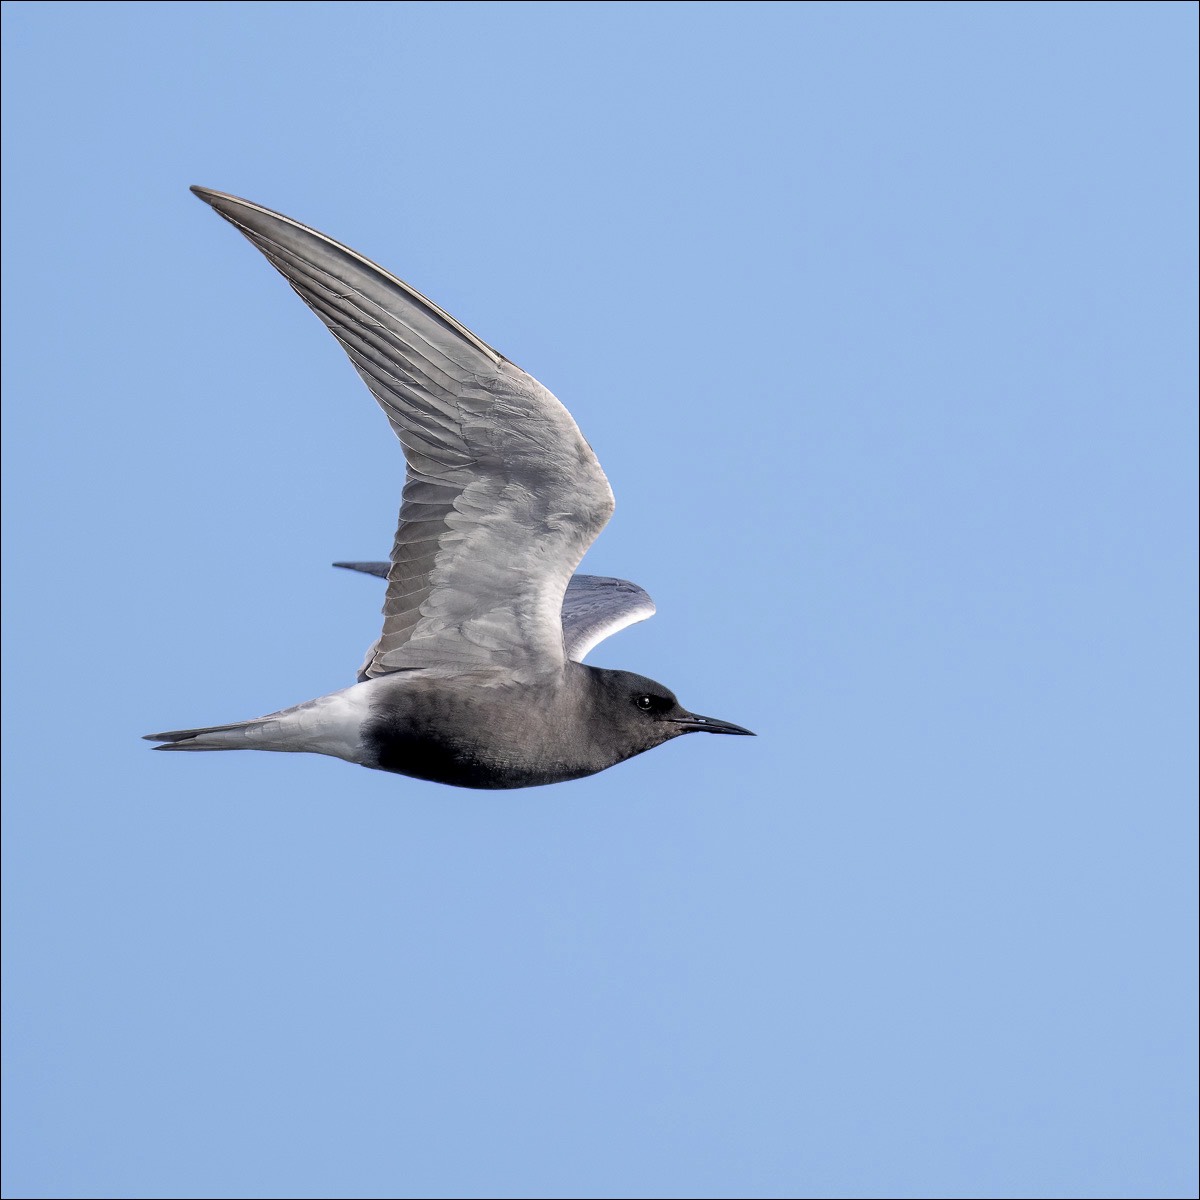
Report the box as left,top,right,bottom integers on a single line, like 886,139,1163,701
2,3,1196,1198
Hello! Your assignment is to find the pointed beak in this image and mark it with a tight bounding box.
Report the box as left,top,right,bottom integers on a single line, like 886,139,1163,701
670,712,756,736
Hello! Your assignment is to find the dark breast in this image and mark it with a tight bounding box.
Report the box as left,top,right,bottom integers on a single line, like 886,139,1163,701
362,686,603,790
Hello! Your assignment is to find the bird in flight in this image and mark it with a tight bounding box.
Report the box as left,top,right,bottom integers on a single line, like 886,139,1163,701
145,188,753,788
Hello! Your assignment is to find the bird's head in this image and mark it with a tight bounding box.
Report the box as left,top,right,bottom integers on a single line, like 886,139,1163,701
585,666,755,759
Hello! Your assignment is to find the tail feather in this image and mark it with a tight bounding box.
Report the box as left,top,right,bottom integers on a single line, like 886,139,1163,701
143,689,367,763
143,720,261,751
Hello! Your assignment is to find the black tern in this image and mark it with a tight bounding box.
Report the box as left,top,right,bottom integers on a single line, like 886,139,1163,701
144,188,753,789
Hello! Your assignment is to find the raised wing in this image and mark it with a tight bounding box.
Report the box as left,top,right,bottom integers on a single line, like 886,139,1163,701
334,563,655,662
193,188,615,681
559,575,656,661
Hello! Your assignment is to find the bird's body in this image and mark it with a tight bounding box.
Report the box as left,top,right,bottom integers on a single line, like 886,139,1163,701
362,666,666,790
154,665,731,790
145,189,752,788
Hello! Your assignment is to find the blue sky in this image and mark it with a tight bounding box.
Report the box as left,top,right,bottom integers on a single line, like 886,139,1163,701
2,2,1196,1197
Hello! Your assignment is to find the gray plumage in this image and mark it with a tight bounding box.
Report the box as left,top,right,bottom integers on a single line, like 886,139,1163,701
144,188,752,789
334,564,656,665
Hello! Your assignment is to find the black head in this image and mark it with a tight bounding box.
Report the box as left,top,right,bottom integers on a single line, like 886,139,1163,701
583,667,755,763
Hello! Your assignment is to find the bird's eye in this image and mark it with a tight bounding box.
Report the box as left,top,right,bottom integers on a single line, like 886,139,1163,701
636,695,654,711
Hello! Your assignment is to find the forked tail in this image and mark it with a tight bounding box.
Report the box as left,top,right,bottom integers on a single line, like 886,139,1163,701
143,720,264,751
144,688,369,763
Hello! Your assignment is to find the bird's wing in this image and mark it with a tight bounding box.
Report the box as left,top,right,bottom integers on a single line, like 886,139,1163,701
334,563,655,662
193,188,614,681
558,575,656,662
333,561,391,579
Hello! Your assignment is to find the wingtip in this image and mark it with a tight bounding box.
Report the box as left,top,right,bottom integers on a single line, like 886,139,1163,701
332,560,391,579
190,185,244,212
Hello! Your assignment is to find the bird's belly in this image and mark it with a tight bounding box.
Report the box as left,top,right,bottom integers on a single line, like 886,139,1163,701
362,701,597,790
